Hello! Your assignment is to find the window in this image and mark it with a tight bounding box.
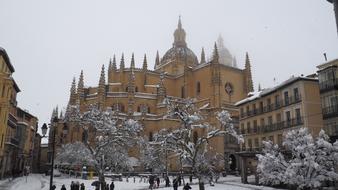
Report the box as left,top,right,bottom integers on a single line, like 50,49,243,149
147,107,151,113
267,98,271,111
260,118,265,126
241,123,245,134
247,122,251,134
284,91,289,105
276,113,281,123
285,111,291,125
181,86,185,98
275,95,280,108
240,108,244,117
268,116,273,126
248,139,252,150
259,101,263,113
149,132,153,141
196,82,201,95
277,134,283,147
253,120,257,133
254,138,259,148
294,88,299,101
253,104,257,114
135,86,138,92
137,106,141,112
295,108,301,124
246,106,250,116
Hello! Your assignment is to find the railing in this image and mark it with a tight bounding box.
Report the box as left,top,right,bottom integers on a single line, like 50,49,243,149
322,104,338,119
5,136,20,147
319,79,338,93
240,95,302,119
241,117,303,135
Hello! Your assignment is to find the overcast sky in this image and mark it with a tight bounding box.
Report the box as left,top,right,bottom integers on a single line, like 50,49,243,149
0,0,337,131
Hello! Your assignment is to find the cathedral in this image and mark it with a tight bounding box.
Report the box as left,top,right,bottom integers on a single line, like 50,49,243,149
53,18,254,172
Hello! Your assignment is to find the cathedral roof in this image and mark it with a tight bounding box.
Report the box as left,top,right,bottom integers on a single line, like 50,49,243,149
159,17,198,66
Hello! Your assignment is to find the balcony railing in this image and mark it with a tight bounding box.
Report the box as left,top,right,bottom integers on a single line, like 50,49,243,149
319,79,338,93
241,117,303,135
5,136,20,147
240,95,302,119
322,104,338,119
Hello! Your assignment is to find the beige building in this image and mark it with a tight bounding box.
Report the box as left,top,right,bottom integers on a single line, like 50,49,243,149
235,75,323,183
317,59,338,142
52,18,255,172
0,47,39,178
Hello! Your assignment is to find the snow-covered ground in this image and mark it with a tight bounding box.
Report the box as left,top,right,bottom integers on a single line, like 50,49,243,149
0,174,283,190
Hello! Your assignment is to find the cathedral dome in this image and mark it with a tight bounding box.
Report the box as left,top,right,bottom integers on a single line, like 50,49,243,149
161,46,198,65
159,17,198,66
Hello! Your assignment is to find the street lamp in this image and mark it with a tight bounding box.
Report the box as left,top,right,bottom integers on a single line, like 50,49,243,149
41,116,59,190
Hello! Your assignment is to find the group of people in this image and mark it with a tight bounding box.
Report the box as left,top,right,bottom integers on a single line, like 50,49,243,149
56,181,114,190
172,177,191,190
148,175,192,190
148,175,161,189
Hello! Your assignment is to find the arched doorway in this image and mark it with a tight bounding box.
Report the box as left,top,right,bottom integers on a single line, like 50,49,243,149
229,154,236,171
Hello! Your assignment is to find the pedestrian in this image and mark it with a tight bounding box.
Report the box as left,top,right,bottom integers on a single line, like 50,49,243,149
75,181,80,190
61,184,67,190
183,183,191,190
80,183,85,190
165,176,170,187
110,181,115,190
173,178,178,190
51,185,56,190
156,177,160,188
178,176,182,186
189,175,192,183
106,184,109,190
149,175,155,190
70,181,75,190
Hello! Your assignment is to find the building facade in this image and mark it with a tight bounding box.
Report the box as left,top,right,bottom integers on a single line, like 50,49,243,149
317,59,338,142
52,18,254,172
0,47,39,178
235,76,323,182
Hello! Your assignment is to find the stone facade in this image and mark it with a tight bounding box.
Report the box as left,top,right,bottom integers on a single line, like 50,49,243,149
53,18,254,172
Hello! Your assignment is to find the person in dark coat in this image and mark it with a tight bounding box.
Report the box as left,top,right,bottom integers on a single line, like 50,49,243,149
51,185,56,190
183,183,192,190
80,183,85,190
70,181,75,190
110,181,115,190
61,185,67,190
156,177,160,188
165,176,170,187
173,178,178,190
178,176,182,186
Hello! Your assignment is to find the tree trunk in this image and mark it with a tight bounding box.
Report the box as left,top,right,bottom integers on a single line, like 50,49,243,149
99,171,106,190
198,178,205,190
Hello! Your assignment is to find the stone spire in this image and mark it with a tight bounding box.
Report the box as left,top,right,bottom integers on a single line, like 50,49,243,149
108,56,116,83
98,65,106,109
233,56,238,68
69,77,77,105
112,55,117,71
155,51,160,69
258,83,262,91
212,42,219,63
120,53,125,71
200,47,206,64
142,54,148,71
77,70,84,103
130,53,135,69
157,71,166,103
173,16,187,47
244,52,254,93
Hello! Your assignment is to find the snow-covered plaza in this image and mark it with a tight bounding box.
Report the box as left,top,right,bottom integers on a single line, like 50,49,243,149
0,174,282,190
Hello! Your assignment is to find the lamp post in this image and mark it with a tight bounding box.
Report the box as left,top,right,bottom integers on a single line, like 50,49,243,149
41,116,59,190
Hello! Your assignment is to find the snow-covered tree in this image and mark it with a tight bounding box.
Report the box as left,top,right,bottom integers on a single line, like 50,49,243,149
257,128,338,189
56,105,142,190
139,138,167,173
152,98,243,190
256,141,288,186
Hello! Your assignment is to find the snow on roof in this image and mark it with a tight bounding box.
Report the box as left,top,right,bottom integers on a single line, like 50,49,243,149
108,83,122,85
235,76,318,106
144,84,159,88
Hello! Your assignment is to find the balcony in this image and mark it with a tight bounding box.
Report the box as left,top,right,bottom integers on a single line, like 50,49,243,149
319,79,338,93
240,95,302,119
242,117,304,135
5,136,20,147
322,104,338,119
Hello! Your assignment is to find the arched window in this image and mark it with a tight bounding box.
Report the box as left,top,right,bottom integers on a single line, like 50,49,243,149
196,82,201,95
149,132,153,142
193,131,198,144
181,86,185,98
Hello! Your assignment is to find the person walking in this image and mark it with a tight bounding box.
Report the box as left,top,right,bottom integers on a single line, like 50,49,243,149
61,185,67,190
149,175,155,190
165,176,170,187
80,183,85,190
110,181,115,190
183,183,191,190
156,177,160,188
173,178,178,190
70,181,75,190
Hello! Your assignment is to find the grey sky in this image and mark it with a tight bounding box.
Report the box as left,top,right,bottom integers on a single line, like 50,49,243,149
0,0,337,130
